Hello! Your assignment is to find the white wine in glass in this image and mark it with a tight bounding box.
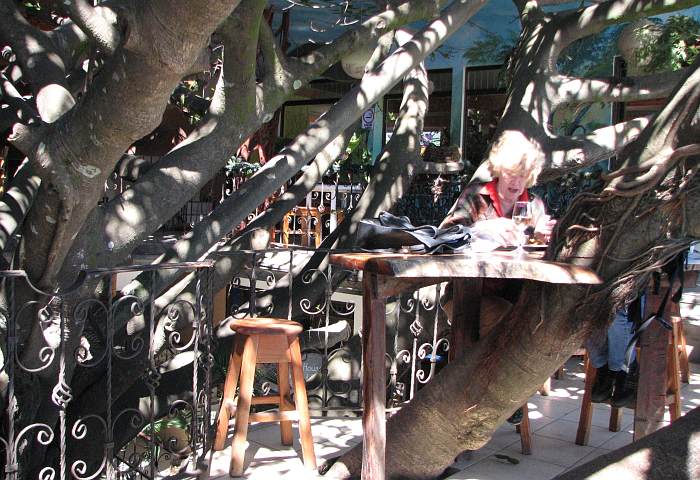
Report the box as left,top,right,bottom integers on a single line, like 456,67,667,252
512,201,532,253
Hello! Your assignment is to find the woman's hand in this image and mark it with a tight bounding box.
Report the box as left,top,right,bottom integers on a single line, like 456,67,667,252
534,215,557,244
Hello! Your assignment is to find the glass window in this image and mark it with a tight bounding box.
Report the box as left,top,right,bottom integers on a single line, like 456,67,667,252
383,69,452,148
463,66,507,169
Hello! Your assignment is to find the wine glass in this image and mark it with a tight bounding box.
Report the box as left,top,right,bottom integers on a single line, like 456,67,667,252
512,201,532,255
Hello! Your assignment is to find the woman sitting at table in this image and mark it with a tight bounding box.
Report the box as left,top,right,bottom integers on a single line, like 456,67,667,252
439,131,553,246
440,130,555,424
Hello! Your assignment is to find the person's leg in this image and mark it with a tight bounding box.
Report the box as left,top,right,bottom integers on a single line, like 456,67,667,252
586,334,608,370
608,301,640,408
606,308,635,372
585,328,615,403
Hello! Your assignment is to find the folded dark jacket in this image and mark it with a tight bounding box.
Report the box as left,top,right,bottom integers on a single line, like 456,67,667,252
356,211,471,254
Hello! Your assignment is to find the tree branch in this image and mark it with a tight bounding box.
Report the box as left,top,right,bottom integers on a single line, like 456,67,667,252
157,0,484,265
557,0,700,51
20,0,243,286
61,0,484,280
610,143,700,194
0,0,75,122
0,160,41,263
551,69,687,107
538,116,651,181
65,0,121,54
261,0,446,101
57,0,264,279
0,72,40,131
45,19,89,72
257,19,288,86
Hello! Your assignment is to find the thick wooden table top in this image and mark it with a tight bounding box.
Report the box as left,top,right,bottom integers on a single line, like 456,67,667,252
330,251,602,285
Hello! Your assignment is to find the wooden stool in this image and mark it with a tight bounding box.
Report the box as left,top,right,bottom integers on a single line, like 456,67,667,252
214,318,316,476
575,315,688,446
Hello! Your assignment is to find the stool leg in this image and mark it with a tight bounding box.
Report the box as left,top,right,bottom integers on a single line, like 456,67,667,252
553,365,564,380
576,353,596,446
609,407,623,432
675,318,690,384
215,335,245,451
314,212,322,248
230,335,259,477
518,406,532,455
278,361,293,446
288,336,317,470
667,328,682,422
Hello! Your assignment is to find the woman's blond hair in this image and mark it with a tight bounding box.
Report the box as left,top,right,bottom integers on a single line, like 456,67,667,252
486,130,542,187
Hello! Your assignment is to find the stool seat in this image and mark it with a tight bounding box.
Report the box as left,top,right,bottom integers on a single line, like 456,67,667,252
229,317,304,336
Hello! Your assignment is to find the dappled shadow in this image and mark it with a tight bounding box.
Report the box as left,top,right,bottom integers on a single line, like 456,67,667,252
555,406,700,479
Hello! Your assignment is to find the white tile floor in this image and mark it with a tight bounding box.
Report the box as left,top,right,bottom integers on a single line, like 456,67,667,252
203,363,700,480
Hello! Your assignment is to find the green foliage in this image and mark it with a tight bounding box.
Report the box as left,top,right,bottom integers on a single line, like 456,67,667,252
22,1,42,13
345,131,371,165
635,16,700,73
463,30,519,66
338,130,372,181
557,25,623,77
143,409,192,435
225,156,260,177
172,79,206,125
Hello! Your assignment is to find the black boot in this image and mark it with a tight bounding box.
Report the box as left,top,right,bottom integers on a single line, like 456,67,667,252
611,367,638,409
506,407,524,425
591,365,615,403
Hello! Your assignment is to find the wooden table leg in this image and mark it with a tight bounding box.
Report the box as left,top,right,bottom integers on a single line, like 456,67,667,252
362,272,386,480
634,320,669,441
448,278,482,361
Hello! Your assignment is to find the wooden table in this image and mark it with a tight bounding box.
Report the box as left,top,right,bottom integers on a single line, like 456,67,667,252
330,250,602,479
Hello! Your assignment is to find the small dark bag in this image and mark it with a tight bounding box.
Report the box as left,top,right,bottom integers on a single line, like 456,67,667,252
356,211,471,254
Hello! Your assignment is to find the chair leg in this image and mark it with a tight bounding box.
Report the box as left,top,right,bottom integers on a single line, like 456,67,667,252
288,336,317,470
518,406,532,455
214,335,244,451
229,335,259,477
576,353,596,446
278,361,293,446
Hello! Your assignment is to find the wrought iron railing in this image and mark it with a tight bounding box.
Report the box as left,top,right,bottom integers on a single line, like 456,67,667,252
0,249,452,478
0,262,213,480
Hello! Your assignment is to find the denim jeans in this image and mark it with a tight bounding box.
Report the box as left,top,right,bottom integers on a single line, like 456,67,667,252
587,301,641,372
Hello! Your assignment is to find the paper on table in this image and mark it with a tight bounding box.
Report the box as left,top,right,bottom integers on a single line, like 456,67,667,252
469,231,504,253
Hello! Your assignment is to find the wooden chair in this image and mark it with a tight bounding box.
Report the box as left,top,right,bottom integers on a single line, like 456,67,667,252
281,207,322,247
214,318,316,476
575,315,689,446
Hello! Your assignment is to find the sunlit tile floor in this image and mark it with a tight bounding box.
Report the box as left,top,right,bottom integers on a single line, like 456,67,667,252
204,284,700,480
